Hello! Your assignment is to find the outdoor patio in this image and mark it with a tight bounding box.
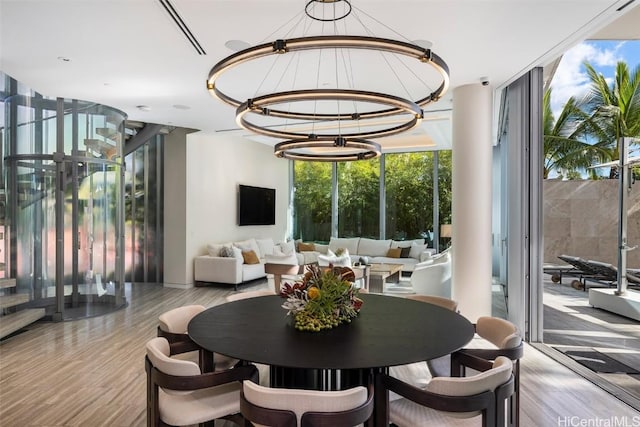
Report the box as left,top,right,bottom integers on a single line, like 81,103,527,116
542,276,640,402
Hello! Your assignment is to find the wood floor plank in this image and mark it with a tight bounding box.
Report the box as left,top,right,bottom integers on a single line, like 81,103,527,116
0,280,637,426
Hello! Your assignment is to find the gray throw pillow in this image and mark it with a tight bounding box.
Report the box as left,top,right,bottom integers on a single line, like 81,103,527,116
219,246,235,257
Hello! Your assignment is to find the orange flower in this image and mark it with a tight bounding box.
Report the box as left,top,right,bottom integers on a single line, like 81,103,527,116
307,287,320,300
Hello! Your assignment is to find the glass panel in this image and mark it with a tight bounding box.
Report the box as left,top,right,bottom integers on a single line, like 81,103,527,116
437,150,453,248
3,73,126,319
337,158,380,238
384,151,452,247
293,162,332,242
76,162,119,296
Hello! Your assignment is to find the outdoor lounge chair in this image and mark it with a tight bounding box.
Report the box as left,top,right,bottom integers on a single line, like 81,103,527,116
556,255,640,291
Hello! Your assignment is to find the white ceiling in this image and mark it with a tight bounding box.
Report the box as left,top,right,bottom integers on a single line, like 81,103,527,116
1,0,639,152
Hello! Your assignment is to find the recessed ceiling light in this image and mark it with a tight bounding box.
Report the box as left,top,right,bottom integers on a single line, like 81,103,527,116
57,56,71,62
136,105,151,112
173,104,190,110
224,39,251,52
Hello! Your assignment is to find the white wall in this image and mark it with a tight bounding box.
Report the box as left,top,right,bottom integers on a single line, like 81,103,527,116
163,128,190,287
164,131,289,287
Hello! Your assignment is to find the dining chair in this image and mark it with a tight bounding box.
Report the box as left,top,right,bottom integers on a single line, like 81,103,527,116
145,337,258,427
451,316,523,427
406,294,459,312
225,290,277,387
240,379,374,427
157,304,237,372
377,355,514,427
401,294,459,379
225,289,276,302
389,294,458,388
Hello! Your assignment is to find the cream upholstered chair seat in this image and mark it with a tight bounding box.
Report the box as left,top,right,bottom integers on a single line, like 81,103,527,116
383,356,514,427
240,380,373,426
145,337,258,426
157,304,237,371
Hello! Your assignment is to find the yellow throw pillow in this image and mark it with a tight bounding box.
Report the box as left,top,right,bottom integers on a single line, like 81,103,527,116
242,250,260,264
298,242,316,251
386,247,402,258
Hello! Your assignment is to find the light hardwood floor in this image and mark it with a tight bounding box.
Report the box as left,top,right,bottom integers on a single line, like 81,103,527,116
0,280,638,426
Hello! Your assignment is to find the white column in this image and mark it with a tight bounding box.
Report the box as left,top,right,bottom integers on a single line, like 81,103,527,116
451,83,493,321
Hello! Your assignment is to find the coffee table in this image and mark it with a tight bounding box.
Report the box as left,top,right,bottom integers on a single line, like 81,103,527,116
368,263,403,293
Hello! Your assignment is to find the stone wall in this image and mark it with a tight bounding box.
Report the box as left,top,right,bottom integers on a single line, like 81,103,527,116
544,179,640,267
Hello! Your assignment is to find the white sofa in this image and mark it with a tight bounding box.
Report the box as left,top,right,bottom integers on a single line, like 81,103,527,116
304,237,435,273
194,238,299,290
193,236,436,290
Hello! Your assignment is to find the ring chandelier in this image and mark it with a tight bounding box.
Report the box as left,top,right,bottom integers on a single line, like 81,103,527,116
236,89,423,140
206,0,450,161
274,137,382,162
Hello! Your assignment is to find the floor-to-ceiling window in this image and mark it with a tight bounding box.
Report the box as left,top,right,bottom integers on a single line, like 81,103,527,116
292,161,332,242
337,158,380,238
384,151,452,246
292,151,452,245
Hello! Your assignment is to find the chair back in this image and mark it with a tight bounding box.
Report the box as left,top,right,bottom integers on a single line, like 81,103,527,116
406,294,458,312
428,356,512,395
158,304,205,334
241,380,372,427
226,290,275,303
146,337,201,396
476,316,521,349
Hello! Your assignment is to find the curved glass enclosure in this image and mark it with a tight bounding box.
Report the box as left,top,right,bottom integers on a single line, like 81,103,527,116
2,78,126,320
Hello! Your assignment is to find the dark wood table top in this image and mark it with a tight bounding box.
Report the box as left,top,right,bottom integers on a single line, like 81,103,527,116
188,293,474,370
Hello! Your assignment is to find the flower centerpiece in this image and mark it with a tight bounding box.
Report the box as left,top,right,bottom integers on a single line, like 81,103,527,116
279,264,363,332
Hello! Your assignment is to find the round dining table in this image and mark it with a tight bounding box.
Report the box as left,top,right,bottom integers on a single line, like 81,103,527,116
188,293,474,426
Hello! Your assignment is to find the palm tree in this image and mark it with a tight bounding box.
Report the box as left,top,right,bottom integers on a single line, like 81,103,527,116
543,88,611,179
582,61,640,177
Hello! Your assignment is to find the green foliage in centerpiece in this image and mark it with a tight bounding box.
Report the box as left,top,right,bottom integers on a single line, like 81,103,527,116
279,264,363,332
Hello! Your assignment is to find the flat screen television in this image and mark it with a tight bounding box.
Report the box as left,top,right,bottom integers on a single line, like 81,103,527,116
238,184,276,226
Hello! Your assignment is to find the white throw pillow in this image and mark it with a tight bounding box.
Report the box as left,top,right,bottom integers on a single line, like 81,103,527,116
207,243,230,257
314,243,329,254
256,238,276,257
278,240,296,255
358,238,392,257
234,238,261,258
409,243,428,259
317,249,351,267
328,237,360,255
231,246,243,260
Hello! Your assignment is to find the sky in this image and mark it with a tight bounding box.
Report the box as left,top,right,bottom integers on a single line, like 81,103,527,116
549,40,640,119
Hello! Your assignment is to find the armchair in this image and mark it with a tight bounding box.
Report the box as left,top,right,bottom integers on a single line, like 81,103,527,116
145,337,258,427
410,255,452,298
378,355,514,427
451,316,523,427
240,379,373,426
157,305,237,372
